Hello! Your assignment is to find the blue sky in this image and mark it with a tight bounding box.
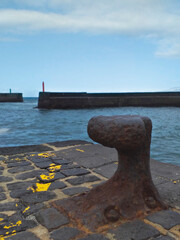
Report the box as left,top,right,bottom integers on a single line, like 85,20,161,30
0,0,180,97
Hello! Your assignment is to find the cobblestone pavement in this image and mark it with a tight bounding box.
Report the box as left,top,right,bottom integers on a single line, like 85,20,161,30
0,141,180,240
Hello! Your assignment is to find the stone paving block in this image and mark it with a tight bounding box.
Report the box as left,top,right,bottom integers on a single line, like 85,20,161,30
62,187,89,196
0,213,8,222
34,161,53,169
108,219,160,240
60,163,78,170
15,170,47,180
57,148,93,160
80,144,117,160
5,155,25,162
54,151,70,160
7,161,31,168
0,144,52,156
0,193,6,201
61,144,117,162
146,210,180,229
35,207,69,231
66,174,101,185
0,166,4,170
47,164,62,173
0,171,3,175
5,231,41,240
10,189,32,199
0,202,20,211
8,165,34,174
79,234,109,240
0,213,37,236
7,180,36,191
50,226,81,240
29,157,50,163
152,175,169,186
151,159,180,181
0,186,5,192
3,212,23,222
52,159,70,165
157,182,180,207
21,191,57,204
0,176,13,182
37,172,65,183
152,236,175,240
48,180,67,190
61,168,90,177
48,140,91,148
74,155,116,169
93,162,117,178
21,203,45,217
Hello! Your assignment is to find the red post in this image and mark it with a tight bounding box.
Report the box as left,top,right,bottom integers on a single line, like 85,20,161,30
42,81,45,92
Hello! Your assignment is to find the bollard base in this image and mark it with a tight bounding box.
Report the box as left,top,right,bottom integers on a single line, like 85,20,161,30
52,172,167,232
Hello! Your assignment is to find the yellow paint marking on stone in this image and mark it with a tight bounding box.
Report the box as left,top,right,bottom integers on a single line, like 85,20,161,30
27,186,34,192
27,182,51,192
0,218,4,222
173,181,177,184
35,183,51,192
0,230,17,240
23,206,30,213
15,204,18,207
49,165,61,172
50,163,56,166
40,173,55,180
30,154,35,156
76,149,85,152
38,152,56,158
4,221,22,229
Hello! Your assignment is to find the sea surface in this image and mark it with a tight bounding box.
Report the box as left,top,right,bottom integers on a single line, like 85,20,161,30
0,98,179,166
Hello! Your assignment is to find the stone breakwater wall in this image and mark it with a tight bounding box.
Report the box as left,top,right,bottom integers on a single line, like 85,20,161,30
38,92,180,109
0,93,23,102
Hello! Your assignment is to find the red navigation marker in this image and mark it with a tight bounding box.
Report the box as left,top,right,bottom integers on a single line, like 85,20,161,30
42,81,45,92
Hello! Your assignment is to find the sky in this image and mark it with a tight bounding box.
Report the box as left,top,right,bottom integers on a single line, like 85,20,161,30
0,0,180,97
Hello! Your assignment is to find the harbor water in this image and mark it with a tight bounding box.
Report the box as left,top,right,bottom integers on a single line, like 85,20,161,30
0,98,179,166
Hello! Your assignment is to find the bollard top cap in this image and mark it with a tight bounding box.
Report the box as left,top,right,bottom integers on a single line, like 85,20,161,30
87,115,152,150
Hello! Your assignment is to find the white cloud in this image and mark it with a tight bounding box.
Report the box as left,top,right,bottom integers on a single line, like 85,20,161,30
1,0,180,56
155,39,180,57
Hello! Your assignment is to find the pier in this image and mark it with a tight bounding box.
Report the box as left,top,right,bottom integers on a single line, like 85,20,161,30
0,140,179,239
0,93,23,102
38,91,180,109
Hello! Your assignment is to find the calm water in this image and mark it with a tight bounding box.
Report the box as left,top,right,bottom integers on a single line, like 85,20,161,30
0,98,179,166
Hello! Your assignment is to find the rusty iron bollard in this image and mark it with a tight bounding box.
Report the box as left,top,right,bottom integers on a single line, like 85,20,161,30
53,115,167,231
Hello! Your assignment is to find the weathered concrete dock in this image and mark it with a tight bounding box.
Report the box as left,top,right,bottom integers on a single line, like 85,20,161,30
38,92,180,109
0,94,23,103
0,140,179,240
